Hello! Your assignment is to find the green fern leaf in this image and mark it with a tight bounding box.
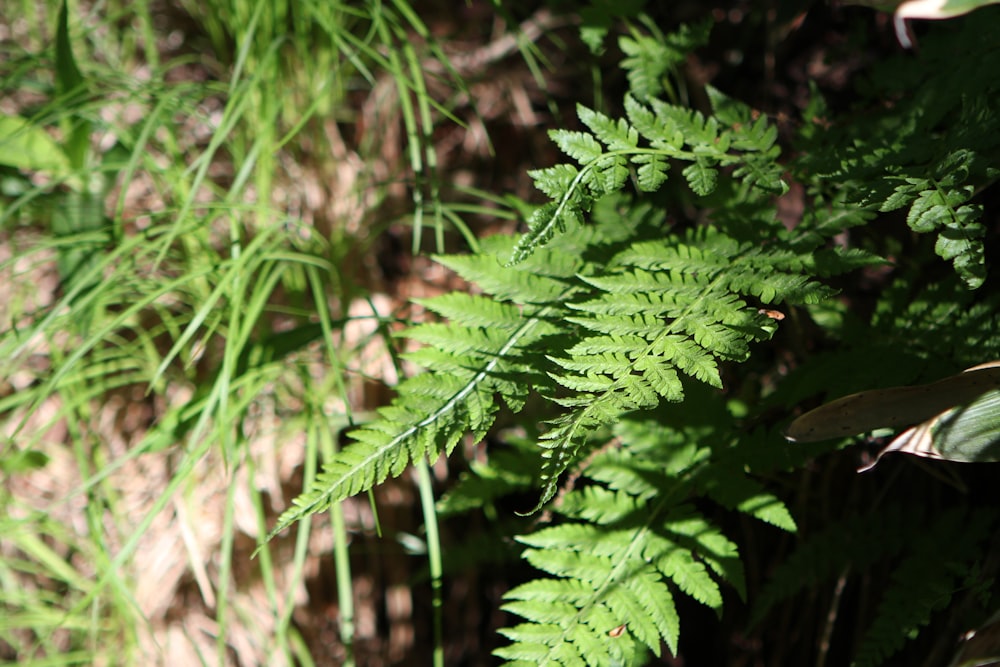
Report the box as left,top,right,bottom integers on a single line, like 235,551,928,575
907,186,965,232
270,411,468,537
635,357,685,399
679,317,750,361
854,509,997,667
508,201,587,266
529,223,824,509
616,231,741,270
733,153,787,194
589,450,695,493
274,179,833,537
653,548,723,611
510,88,788,265
682,158,718,196
549,353,633,378
610,574,679,654
438,236,582,301
751,505,920,625
414,292,523,328
529,163,582,200
559,486,645,524
704,84,753,127
880,177,921,211
664,507,746,598
619,19,711,102
903,181,987,288
578,105,640,151
633,153,669,191
700,470,797,531
619,33,677,102
550,372,617,393
563,334,650,357
811,247,888,277
565,312,664,338
405,323,523,356
652,335,722,387
551,128,605,165
265,234,572,540
624,94,684,151
596,155,630,193
501,469,748,663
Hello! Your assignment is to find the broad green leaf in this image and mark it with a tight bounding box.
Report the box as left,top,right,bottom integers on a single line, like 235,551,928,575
0,449,50,474
0,116,71,173
784,362,1000,442
862,388,1000,469
55,0,91,170
896,0,1000,18
840,0,1000,16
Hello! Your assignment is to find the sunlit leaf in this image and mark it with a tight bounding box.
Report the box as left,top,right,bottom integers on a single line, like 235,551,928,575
0,116,70,174
784,362,1000,443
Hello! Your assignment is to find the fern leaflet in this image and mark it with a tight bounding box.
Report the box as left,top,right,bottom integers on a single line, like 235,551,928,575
508,89,787,265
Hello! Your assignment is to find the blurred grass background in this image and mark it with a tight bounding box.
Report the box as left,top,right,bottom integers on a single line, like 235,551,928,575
0,1,575,664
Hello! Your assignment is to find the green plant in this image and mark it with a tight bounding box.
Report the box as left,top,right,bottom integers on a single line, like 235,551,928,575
6,1,1000,665
1,0,472,664
267,7,1000,666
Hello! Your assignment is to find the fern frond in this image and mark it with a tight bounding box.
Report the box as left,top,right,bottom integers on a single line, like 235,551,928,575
413,292,523,327
269,197,681,539
751,504,921,625
886,160,987,288
618,35,680,103
440,238,584,302
496,401,796,665
500,499,694,662
275,167,827,546
618,18,711,102
528,225,824,509
268,313,550,537
508,89,787,265
853,508,997,667
697,468,797,531
266,239,579,539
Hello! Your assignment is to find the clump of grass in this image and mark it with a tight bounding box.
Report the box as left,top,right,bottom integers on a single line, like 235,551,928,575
2,1,564,664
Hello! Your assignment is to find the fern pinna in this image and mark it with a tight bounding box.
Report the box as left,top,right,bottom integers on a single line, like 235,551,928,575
267,87,860,663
